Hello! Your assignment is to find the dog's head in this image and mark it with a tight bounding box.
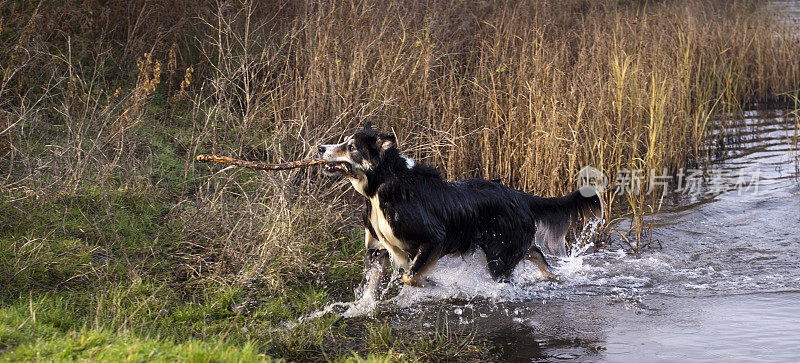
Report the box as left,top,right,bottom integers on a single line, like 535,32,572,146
316,121,396,179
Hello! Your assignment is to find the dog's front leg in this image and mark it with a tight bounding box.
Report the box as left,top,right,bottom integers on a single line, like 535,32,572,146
401,244,441,287
362,228,389,299
362,248,388,299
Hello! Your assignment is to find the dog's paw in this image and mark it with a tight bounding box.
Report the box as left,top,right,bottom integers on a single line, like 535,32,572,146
402,272,435,287
401,272,419,286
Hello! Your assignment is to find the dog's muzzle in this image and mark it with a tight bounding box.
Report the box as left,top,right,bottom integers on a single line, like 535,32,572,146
317,145,353,176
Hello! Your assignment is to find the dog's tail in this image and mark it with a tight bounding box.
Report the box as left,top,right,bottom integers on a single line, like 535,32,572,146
528,186,604,256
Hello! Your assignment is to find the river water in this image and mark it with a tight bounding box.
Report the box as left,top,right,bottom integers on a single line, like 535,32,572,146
330,110,800,361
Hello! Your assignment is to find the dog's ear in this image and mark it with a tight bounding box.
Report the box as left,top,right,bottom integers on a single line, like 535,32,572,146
363,121,374,131
376,133,396,153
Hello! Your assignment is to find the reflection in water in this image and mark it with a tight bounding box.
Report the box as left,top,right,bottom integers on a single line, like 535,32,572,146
605,293,800,361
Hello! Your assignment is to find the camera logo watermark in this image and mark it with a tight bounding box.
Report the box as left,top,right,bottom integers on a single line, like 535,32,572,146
577,166,761,196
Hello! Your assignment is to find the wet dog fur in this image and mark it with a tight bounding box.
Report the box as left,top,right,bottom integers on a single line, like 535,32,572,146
318,122,603,287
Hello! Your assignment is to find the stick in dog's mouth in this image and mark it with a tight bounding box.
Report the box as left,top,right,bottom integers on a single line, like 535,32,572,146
321,161,351,174
196,154,351,175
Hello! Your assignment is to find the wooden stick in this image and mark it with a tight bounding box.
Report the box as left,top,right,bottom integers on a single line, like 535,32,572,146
196,154,327,171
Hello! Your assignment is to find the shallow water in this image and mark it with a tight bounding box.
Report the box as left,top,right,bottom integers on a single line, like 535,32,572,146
320,110,800,361
771,1,800,30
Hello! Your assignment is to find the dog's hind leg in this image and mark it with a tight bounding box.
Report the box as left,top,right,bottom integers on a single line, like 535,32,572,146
526,245,555,280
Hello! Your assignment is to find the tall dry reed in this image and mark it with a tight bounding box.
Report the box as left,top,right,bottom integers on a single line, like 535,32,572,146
2,0,799,289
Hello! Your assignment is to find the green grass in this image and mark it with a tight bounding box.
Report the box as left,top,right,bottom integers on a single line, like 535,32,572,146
0,187,173,297
0,182,483,361
0,284,484,361
1,324,269,361
0,286,273,361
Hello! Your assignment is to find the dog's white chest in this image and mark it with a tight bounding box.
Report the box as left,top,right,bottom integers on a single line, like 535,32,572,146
369,195,410,268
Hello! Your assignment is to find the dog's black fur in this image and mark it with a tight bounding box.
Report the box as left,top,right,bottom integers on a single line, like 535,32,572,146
318,122,602,286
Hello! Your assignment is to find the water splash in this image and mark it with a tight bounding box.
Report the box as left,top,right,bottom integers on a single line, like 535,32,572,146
301,217,641,319
300,261,388,321
551,218,605,281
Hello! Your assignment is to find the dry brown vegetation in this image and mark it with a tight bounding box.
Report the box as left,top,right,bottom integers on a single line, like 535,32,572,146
1,0,799,360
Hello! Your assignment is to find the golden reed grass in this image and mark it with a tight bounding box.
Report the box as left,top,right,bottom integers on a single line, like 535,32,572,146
194,0,798,251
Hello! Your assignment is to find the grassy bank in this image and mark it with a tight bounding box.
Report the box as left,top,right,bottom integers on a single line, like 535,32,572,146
2,0,799,360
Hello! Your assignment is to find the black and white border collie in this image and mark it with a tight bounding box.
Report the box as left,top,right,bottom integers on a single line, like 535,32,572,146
318,122,603,287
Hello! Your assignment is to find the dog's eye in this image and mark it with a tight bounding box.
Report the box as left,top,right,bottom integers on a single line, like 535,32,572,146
348,144,356,152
